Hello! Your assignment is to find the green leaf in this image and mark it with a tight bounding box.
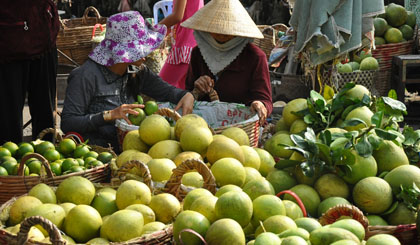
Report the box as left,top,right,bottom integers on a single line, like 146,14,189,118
380,201,399,215
319,130,332,146
367,134,383,150
361,94,371,106
402,126,420,146
374,128,398,140
275,159,301,170
300,162,315,177
382,97,407,111
396,183,420,212
341,105,358,120
290,134,309,150
388,89,398,100
333,149,356,166
316,143,332,165
304,128,317,143
355,135,373,157
341,118,367,127
371,111,384,128
336,82,356,97
310,90,327,104
304,114,315,124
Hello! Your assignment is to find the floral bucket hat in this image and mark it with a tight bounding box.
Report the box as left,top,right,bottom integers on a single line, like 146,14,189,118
89,11,167,66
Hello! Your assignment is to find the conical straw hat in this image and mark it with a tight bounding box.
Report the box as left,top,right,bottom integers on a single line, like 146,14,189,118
181,0,264,39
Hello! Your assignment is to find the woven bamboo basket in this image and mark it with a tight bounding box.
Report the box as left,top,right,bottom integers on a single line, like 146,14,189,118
56,6,107,66
372,40,414,96
253,24,289,59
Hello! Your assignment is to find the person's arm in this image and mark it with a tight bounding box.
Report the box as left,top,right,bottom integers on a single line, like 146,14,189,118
158,0,187,29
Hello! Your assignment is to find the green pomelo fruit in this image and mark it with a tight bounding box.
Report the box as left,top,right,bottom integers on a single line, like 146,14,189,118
399,24,414,40
128,108,146,126
126,204,155,224
374,17,388,36
264,133,295,158
174,114,208,140
86,237,109,244
386,202,416,225
337,63,353,73
344,106,373,131
266,169,297,194
173,151,203,166
148,140,182,160
97,187,117,195
384,165,420,194
91,192,118,217
278,228,310,240
284,184,321,217
149,193,180,224
275,117,290,132
330,240,359,245
252,194,286,222
215,191,253,227
331,219,365,241
2,141,19,156
56,176,95,205
360,57,379,71
211,157,246,187
122,130,149,152
254,215,297,237
281,236,308,245
294,164,322,186
341,150,377,185
64,205,102,243
116,180,151,209
290,119,308,134
242,178,275,200
240,146,260,170
60,202,76,215
101,210,144,242
173,210,210,245
116,149,152,168
345,84,371,101
384,28,403,43
283,98,308,126
190,195,218,223
406,11,416,28
283,200,304,220
367,215,388,226
353,177,393,214
254,232,281,245
375,37,386,45
183,188,214,210
139,114,171,146
28,183,57,204
205,218,246,245
254,148,275,177
244,167,263,184
8,196,42,225
366,234,401,245
373,140,409,173
348,62,360,71
310,227,360,245
180,126,213,156
318,197,350,217
26,204,66,235
206,137,244,164
222,127,250,146
386,3,407,27
141,221,166,235
295,217,322,233
353,50,372,63
315,174,349,200
289,151,305,161
215,184,242,197
181,172,204,188
147,158,176,182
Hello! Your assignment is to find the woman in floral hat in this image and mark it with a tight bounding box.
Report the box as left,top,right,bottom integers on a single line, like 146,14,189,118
61,11,194,152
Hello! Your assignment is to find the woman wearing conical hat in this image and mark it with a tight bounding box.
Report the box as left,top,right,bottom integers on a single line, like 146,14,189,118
182,0,272,124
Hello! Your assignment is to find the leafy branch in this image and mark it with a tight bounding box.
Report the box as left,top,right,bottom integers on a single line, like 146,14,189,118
396,183,420,212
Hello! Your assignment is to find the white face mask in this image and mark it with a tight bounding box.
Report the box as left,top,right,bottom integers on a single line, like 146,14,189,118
194,31,252,75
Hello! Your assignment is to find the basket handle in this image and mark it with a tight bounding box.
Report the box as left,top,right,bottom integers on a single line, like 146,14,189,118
155,107,182,121
114,160,154,193
179,228,207,245
163,158,216,201
191,88,219,101
91,23,104,40
63,132,84,144
82,6,101,24
19,153,54,179
276,190,307,217
17,216,65,245
37,128,63,144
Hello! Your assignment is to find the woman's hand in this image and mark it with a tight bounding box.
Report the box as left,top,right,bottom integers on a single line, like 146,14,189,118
110,103,144,124
251,101,268,125
175,92,194,115
194,75,214,94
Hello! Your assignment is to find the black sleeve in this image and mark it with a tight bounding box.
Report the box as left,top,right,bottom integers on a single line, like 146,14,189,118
136,66,188,104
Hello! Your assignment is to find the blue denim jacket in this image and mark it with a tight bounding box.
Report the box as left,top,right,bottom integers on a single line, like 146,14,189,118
61,59,187,152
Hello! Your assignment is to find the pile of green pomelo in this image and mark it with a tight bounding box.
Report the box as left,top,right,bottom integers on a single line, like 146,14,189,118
3,82,420,244
374,3,417,45
336,50,379,74
0,138,113,177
